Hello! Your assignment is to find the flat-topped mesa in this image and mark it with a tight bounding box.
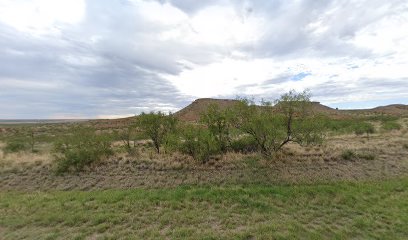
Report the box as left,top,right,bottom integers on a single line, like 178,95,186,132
174,98,240,122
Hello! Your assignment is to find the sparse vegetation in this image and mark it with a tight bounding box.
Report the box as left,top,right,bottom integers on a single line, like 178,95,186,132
382,121,402,131
3,141,27,154
341,149,376,161
1,92,408,239
53,127,113,173
341,149,356,160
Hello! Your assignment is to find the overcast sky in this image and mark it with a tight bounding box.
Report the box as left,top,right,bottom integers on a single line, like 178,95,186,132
1,0,407,119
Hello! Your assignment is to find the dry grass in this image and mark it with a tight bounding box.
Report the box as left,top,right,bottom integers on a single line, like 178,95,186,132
1,118,408,191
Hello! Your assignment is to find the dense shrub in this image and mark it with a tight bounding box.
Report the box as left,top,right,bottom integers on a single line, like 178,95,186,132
353,121,375,139
326,119,358,134
53,127,113,173
230,135,259,153
177,124,220,163
200,104,233,152
3,141,27,154
381,121,402,131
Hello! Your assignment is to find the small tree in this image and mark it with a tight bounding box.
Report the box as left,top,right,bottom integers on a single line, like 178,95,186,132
200,104,233,153
233,90,326,157
136,112,177,153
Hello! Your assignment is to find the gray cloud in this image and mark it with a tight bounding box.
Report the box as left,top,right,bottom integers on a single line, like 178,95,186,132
0,0,407,118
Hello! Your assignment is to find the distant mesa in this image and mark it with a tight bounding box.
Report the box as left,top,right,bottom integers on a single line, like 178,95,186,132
174,98,240,122
87,98,408,128
174,98,408,122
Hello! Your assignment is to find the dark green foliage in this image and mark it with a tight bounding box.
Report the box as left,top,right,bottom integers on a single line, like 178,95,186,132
230,135,259,153
292,114,328,146
341,149,356,160
53,127,114,173
353,121,375,139
326,119,359,134
136,112,177,153
177,124,220,163
381,121,401,131
3,141,27,154
200,104,233,152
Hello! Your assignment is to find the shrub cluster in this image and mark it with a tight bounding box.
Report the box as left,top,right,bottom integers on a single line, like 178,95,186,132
135,90,329,162
381,121,402,131
3,141,28,154
53,127,113,173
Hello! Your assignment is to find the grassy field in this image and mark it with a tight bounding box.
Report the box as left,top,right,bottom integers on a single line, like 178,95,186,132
1,178,408,239
1,113,407,239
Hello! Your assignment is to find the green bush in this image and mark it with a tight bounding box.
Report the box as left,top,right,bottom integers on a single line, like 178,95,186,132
230,135,258,153
53,127,113,173
364,115,398,122
3,141,27,154
381,121,401,131
177,124,220,163
341,149,356,160
326,119,358,134
353,121,375,139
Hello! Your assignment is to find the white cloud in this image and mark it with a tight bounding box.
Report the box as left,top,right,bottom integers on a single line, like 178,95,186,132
0,0,85,35
0,0,408,118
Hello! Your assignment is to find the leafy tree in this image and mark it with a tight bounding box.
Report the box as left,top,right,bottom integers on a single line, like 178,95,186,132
136,112,177,153
233,90,326,157
200,104,233,152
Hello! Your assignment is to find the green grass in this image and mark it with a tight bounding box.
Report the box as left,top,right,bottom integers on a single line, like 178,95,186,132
1,178,408,239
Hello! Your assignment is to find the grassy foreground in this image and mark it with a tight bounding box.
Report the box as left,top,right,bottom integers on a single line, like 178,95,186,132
1,179,408,240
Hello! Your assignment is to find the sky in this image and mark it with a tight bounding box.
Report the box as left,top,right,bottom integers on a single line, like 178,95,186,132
0,0,407,119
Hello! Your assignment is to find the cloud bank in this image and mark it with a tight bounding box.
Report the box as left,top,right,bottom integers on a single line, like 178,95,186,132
0,0,407,118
